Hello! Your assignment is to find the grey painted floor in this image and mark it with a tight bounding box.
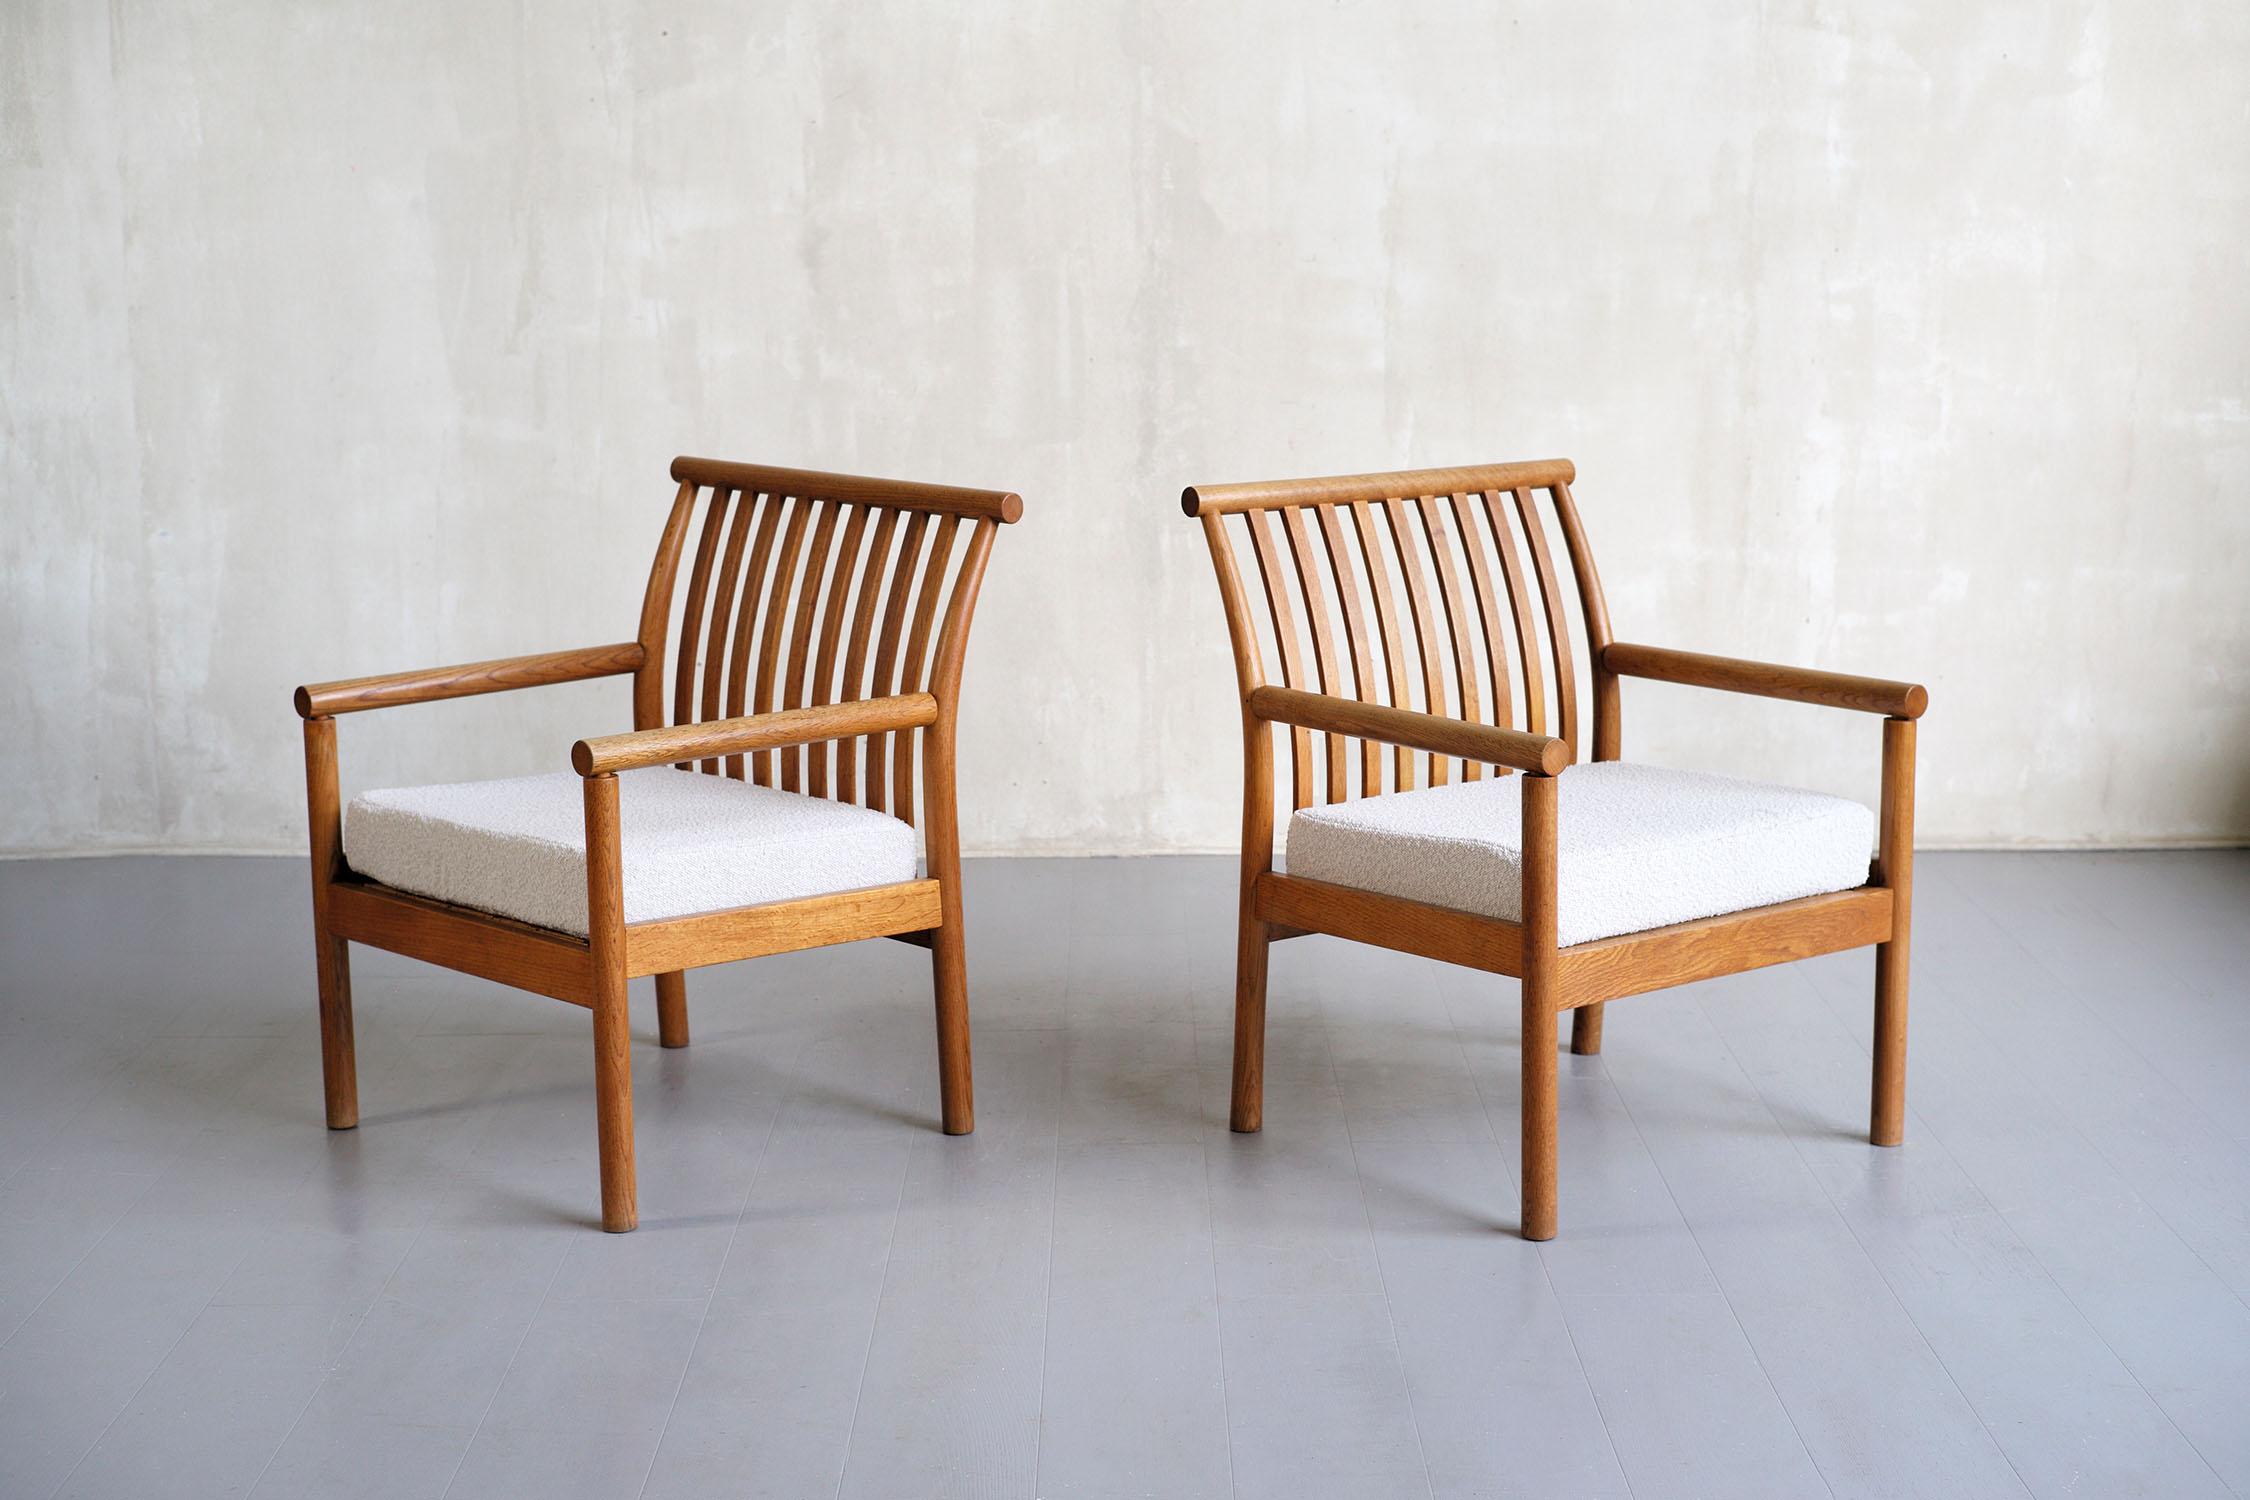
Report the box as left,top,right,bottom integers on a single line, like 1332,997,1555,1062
0,852,2246,1499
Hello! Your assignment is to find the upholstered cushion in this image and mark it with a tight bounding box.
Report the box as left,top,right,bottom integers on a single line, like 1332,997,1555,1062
1285,762,1875,947
344,768,919,936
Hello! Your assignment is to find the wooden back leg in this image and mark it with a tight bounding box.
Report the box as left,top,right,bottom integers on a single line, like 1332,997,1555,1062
1231,915,1271,1132
655,971,689,1048
923,726,975,1136
314,933,357,1128
930,918,975,1135
1570,1003,1604,1056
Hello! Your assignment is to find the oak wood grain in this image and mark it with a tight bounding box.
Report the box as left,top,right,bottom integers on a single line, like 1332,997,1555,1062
1248,685,1569,776
1872,716,1917,1145
571,693,937,776
624,881,943,976
295,642,644,718
1555,886,1895,1008
324,877,592,1007
1605,641,1928,718
1253,873,1526,977
1184,459,1575,515
1521,771,1559,1241
584,773,637,1232
670,456,1021,523
303,716,357,1128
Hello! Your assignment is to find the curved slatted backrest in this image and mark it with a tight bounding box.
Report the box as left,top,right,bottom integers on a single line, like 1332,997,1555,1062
636,457,1021,827
1184,461,1614,811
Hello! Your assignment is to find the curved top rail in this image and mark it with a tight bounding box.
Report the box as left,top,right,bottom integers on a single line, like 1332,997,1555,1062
670,456,1023,524
1182,460,1575,517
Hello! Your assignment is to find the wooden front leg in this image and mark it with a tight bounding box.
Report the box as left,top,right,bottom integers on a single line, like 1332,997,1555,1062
584,773,638,1232
303,716,358,1130
1520,770,1560,1240
1872,716,1916,1146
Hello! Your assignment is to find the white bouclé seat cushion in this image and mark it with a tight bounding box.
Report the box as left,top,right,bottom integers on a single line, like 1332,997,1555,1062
344,768,919,937
1285,762,1875,948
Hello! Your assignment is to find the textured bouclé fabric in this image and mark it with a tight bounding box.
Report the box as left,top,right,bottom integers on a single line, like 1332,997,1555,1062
1285,761,1875,947
344,767,918,936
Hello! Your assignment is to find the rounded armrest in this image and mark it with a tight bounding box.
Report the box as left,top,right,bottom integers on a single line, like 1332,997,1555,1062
571,693,940,776
295,643,645,718
1248,685,1570,776
1603,642,1927,719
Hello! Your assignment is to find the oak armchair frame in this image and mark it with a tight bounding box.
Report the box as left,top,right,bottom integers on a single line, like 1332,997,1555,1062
297,458,1023,1231
1185,461,1926,1240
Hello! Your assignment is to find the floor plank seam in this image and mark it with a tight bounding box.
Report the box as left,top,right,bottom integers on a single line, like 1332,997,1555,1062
1594,1048,1841,1499
432,1182,575,1497
827,1128,915,1500
1331,1013,1440,1500
1687,980,2037,1499
1446,987,1638,1499
632,1035,791,1500
1199,1142,1242,1500
1797,886,2250,1484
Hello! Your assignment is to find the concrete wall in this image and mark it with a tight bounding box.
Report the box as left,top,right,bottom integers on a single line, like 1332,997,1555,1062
6,1,2247,856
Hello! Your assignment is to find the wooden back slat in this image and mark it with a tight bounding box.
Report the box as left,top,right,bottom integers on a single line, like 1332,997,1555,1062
892,515,962,824
928,522,997,707
1482,489,1547,735
635,482,699,731
671,489,732,739
1188,461,1605,823
1244,509,1315,810
1448,491,1514,775
775,500,842,792
864,511,932,814
807,504,872,797
1415,495,1482,782
1349,500,1415,791
1513,486,1578,756
695,491,758,772
1279,506,1346,803
836,509,901,804
721,493,786,778
1314,505,1382,796
1381,497,1451,787
1549,481,1619,760
748,497,811,786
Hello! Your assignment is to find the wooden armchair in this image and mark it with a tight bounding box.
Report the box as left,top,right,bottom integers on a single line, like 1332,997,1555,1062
295,458,1023,1231
1184,461,1925,1240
